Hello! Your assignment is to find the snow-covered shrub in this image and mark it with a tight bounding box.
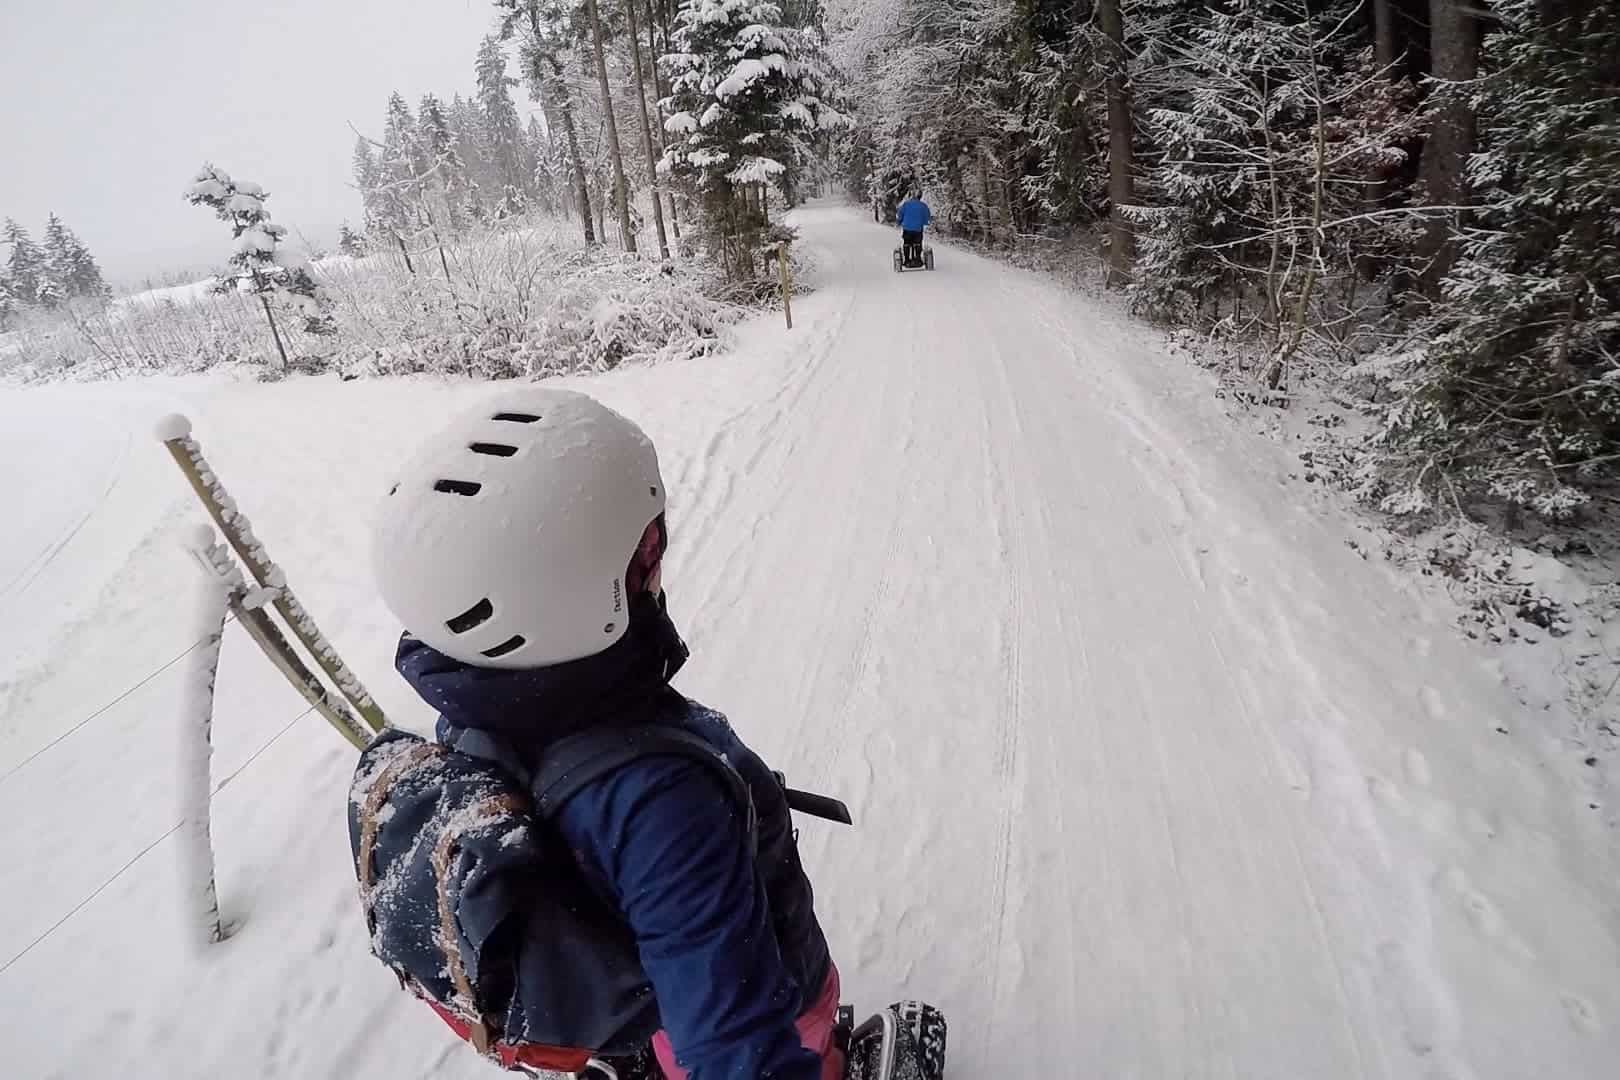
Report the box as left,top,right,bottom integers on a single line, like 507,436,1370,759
1,214,752,383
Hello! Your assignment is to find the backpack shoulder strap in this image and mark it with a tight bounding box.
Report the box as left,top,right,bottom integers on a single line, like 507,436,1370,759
533,724,756,851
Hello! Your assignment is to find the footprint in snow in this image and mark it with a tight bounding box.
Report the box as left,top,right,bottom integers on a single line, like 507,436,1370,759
1561,992,1601,1034
1403,748,1432,787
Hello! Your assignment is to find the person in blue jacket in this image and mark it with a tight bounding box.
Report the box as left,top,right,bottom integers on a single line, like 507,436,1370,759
369,387,841,1080
896,189,931,267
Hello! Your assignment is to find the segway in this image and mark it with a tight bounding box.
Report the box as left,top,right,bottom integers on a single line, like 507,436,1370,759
893,237,935,272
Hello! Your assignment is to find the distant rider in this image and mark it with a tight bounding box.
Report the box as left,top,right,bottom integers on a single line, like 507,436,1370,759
897,189,931,268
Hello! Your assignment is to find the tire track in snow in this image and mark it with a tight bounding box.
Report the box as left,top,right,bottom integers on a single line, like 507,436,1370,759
1017,277,1418,1076
960,278,1029,1074
0,427,129,611
813,293,932,809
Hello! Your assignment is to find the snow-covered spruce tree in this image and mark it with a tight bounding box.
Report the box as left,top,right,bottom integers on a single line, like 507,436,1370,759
377,93,429,258
661,0,846,279
184,165,334,370
38,214,73,309
419,93,475,233
41,213,109,305
449,92,496,223
477,34,537,215
1014,8,1111,235
527,115,564,216
3,218,45,310
1375,0,1620,519
352,136,387,237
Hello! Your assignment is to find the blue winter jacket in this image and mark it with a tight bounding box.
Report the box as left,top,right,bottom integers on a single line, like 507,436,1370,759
897,198,931,232
395,593,831,1080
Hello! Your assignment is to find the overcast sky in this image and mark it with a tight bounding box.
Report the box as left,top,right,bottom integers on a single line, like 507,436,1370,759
0,0,530,286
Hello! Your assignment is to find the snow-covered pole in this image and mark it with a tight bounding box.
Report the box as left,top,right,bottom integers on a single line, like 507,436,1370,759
777,242,793,330
180,527,233,945
155,414,386,734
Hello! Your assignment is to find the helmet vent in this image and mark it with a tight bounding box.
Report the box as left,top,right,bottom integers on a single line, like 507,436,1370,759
468,442,518,457
481,635,526,659
446,598,494,634
433,479,482,496
491,412,540,423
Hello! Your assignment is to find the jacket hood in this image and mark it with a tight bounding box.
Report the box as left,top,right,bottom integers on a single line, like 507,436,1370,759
395,590,689,756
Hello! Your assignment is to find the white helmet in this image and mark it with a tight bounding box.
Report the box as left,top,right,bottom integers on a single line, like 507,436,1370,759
371,387,665,668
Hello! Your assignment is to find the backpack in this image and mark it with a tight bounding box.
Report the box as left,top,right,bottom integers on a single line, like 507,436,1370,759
348,724,754,1073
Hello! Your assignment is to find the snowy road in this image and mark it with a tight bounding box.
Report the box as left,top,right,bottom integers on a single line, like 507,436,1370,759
1,205,1615,1079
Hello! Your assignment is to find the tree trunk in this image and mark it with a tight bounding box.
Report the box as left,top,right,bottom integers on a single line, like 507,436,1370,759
394,232,415,274
585,0,636,253
1372,0,1397,69
257,292,289,369
1099,0,1136,286
640,0,680,239
1418,0,1478,294
533,18,595,245
625,0,669,258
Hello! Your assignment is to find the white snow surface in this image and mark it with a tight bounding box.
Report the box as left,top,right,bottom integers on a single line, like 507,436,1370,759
0,205,1615,1079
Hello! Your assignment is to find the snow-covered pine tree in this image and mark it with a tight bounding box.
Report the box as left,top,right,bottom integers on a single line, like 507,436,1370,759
378,92,429,248
1013,5,1111,237
419,93,474,233
184,164,335,369
526,115,563,213
477,34,536,213
352,136,385,237
661,0,846,278
62,227,109,302
1378,0,1620,518
3,218,44,310
449,92,494,221
37,214,71,309
38,213,107,306
384,93,429,185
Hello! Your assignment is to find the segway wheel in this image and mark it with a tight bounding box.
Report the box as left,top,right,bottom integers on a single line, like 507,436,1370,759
923,248,935,271
893,250,903,273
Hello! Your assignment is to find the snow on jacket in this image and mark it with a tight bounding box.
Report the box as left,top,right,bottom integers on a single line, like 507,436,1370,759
394,592,832,1080
897,198,931,231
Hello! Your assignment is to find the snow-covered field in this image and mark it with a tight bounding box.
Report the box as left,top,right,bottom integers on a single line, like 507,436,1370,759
1,205,1614,1079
